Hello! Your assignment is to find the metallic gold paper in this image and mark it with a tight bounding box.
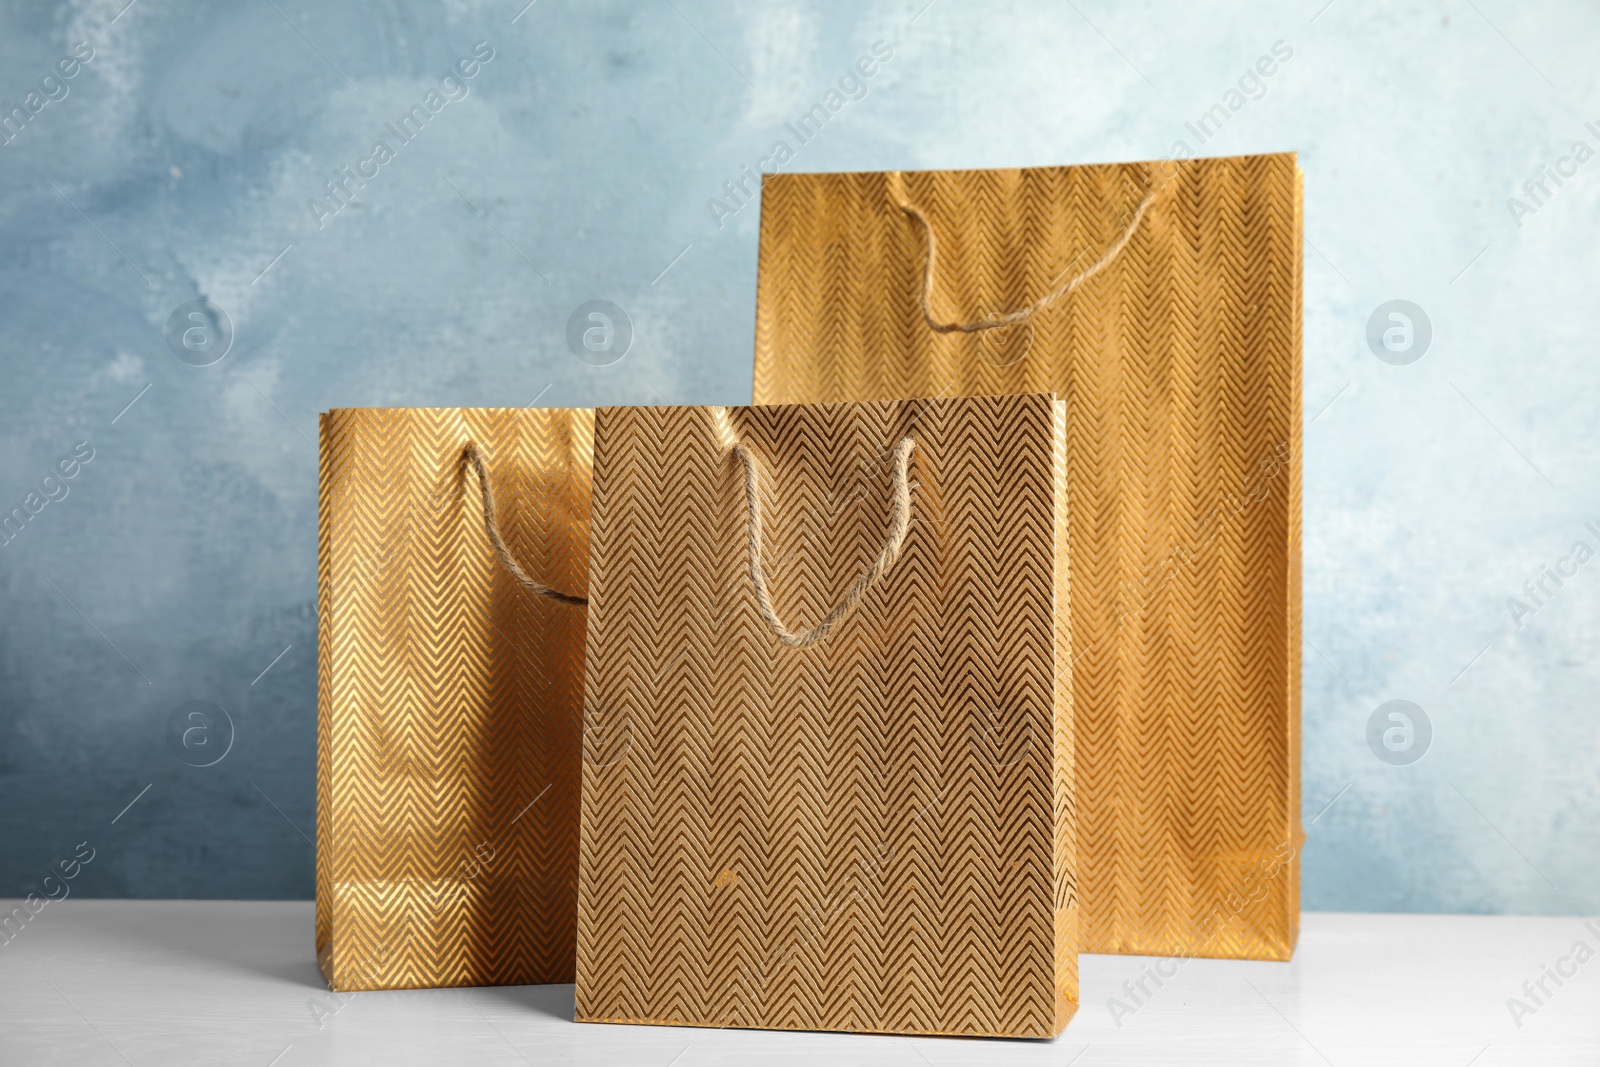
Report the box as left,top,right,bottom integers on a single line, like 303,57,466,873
752,154,1303,961
316,407,591,990
575,394,1074,1037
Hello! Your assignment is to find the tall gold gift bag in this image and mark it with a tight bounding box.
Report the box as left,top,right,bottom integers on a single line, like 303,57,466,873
753,154,1302,961
317,408,590,990
575,394,1076,1037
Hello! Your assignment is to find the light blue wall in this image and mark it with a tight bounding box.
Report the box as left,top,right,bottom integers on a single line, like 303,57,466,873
0,0,1594,912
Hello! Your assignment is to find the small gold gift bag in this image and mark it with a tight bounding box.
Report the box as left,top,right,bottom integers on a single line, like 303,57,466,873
317,408,590,990
752,154,1303,961
575,394,1076,1038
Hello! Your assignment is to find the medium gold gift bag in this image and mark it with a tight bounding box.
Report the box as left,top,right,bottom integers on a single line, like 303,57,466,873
753,154,1302,961
575,394,1076,1037
317,407,590,990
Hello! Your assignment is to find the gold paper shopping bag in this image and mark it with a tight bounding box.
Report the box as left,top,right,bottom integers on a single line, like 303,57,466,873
317,408,590,990
575,394,1075,1037
752,154,1303,961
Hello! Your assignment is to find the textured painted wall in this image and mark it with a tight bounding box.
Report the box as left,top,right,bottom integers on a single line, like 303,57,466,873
0,0,1594,912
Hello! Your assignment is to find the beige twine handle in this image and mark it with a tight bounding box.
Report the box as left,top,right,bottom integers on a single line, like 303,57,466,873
733,436,916,650
463,443,587,606
896,178,1156,335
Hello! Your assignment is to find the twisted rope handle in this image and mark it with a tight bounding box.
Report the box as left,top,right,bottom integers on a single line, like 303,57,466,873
733,436,916,650
464,443,587,606
897,179,1155,335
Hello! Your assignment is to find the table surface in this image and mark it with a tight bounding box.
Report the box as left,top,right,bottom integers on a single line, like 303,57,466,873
1,902,1596,1065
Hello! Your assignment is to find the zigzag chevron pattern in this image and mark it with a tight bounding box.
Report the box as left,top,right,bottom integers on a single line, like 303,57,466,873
752,155,1303,961
575,395,1075,1038
317,408,592,991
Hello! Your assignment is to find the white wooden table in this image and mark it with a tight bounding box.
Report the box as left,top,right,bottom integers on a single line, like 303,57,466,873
1,902,1595,1065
